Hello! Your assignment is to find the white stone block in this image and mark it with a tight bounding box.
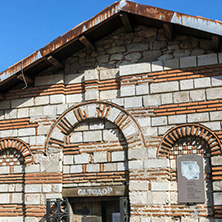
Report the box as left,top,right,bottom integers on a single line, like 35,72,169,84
130,192,147,204
128,160,143,169
151,60,163,72
120,85,135,97
103,129,120,141
152,192,170,204
17,108,29,118
25,194,40,205
63,155,73,165
211,156,222,165
35,96,49,105
197,53,218,66
4,109,17,119
83,130,102,142
25,185,41,193
168,115,186,124
180,79,194,90
94,152,107,163
25,164,40,173
74,153,90,164
85,89,98,101
104,163,117,171
46,193,62,199
65,73,84,84
100,89,118,100
43,184,51,193
129,181,148,191
84,69,98,81
120,63,151,76
201,122,221,131
214,192,222,205
12,193,23,203
53,184,62,193
150,81,179,93
164,58,179,70
70,165,82,173
18,127,35,136
152,116,167,126
124,97,142,108
50,94,65,104
30,106,43,117
187,112,209,123
70,132,83,143
137,117,151,127
194,77,211,88
148,148,157,158
151,182,170,191
213,181,222,191
143,94,161,106
190,89,206,101
207,87,222,100
144,159,169,168
210,111,222,121
86,164,100,172
161,93,173,104
12,98,34,109
112,151,125,162
117,162,126,171
0,184,8,192
136,83,149,95
0,166,10,174
13,165,24,174
0,194,10,203
25,217,39,222
212,75,222,86
35,74,64,86
66,94,83,103
107,107,121,123
43,105,56,116
180,56,197,68
173,91,189,103
100,69,119,80
128,148,146,160
89,120,104,130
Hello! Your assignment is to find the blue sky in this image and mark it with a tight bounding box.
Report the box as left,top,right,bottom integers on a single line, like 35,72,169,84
1,0,222,72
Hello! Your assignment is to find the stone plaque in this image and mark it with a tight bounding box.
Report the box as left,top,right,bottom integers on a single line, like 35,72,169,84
177,154,205,203
62,185,126,197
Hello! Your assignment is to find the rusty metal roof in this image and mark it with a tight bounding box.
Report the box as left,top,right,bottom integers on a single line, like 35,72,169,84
1,0,222,92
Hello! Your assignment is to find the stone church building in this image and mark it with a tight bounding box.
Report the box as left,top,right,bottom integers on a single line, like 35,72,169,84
0,0,222,221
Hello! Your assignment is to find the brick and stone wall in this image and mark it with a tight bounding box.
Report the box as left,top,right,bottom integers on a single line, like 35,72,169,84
0,25,222,221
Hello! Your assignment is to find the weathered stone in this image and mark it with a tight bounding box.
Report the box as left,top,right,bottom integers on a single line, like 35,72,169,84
173,91,189,103
143,94,161,106
35,153,62,173
107,46,125,54
138,28,157,38
150,81,179,93
180,56,197,68
120,63,151,76
127,44,149,52
125,52,142,61
190,89,206,101
96,55,109,63
124,97,142,108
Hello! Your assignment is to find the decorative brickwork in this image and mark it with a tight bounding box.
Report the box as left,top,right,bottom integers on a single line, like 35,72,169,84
0,138,33,165
45,101,144,152
157,124,222,158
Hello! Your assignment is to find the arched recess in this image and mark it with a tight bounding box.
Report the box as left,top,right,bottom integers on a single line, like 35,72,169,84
0,137,33,165
45,101,145,152
157,123,222,158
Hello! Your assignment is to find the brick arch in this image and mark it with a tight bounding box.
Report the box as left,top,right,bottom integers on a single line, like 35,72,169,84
0,137,33,165
157,123,222,158
45,101,144,152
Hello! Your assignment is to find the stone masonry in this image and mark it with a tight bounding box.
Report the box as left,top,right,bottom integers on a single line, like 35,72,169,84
0,24,222,222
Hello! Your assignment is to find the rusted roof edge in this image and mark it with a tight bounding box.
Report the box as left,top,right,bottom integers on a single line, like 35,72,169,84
1,0,222,85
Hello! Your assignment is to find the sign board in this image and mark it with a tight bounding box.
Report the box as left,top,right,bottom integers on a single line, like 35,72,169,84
177,154,205,203
62,185,126,197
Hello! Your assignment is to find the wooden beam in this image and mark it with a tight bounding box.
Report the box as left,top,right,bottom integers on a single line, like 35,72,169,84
47,56,64,69
17,74,34,85
163,23,174,40
212,36,220,52
120,13,133,32
79,36,95,50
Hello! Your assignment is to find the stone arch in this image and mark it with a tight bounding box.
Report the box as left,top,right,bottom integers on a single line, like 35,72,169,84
45,101,144,152
157,123,222,158
0,137,33,165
